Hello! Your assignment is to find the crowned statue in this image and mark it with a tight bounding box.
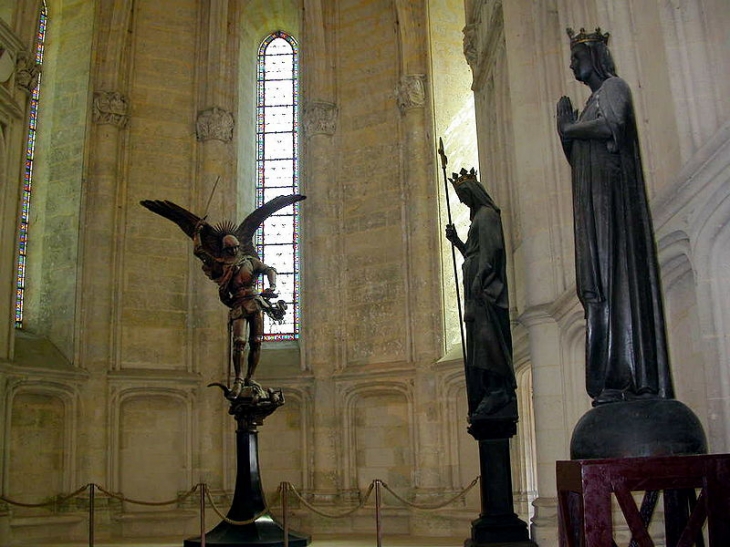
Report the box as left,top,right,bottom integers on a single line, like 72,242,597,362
556,28,705,458
444,168,517,428
556,27,673,406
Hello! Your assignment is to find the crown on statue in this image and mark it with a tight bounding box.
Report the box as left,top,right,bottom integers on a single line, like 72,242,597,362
567,27,610,47
449,167,478,187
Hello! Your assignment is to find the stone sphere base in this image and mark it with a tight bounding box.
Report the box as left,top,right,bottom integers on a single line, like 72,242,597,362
570,399,707,460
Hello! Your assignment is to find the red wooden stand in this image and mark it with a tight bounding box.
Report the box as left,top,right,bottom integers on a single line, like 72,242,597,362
557,454,730,547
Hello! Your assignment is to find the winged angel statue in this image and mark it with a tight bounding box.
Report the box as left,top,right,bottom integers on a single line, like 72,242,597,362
140,194,305,398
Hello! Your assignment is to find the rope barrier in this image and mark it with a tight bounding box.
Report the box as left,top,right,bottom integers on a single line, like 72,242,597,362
1,477,482,547
93,483,200,506
0,484,90,508
284,481,375,519
0,478,478,513
379,476,480,510
203,485,275,526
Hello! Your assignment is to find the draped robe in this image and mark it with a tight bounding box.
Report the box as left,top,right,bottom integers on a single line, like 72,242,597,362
566,76,674,403
460,189,516,416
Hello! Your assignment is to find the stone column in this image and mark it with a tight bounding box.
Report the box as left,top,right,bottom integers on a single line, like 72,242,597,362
500,1,577,543
300,99,341,501
76,0,135,488
193,0,239,491
397,73,444,502
394,2,446,524
300,0,343,501
518,309,570,546
0,26,27,360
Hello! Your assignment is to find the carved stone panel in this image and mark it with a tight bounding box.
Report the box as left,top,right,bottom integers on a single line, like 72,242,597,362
93,91,129,128
196,106,234,143
303,101,337,136
396,74,426,113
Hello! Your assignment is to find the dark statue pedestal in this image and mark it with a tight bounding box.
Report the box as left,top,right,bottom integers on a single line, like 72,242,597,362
559,398,713,546
465,513,537,547
570,398,707,459
557,454,730,547
465,408,536,547
184,389,310,547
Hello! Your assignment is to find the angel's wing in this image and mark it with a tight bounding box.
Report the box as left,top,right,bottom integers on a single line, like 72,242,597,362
139,200,201,238
235,194,306,255
140,199,224,254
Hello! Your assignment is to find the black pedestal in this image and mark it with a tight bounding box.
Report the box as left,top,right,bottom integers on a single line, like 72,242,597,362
184,389,310,547
465,406,536,547
570,398,707,459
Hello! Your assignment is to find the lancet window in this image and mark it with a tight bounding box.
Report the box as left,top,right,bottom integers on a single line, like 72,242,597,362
15,0,48,328
256,30,300,341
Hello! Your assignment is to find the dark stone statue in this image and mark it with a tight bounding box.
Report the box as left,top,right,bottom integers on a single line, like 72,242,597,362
444,166,533,546
445,169,517,423
557,29,706,460
556,28,674,406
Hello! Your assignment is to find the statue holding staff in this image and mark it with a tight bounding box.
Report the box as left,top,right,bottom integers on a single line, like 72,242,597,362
444,167,517,423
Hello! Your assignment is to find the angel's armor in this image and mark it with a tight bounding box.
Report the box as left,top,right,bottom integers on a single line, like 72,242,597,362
217,255,276,388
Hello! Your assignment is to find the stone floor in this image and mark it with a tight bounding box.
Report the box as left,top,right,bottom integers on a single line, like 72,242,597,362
14,535,464,547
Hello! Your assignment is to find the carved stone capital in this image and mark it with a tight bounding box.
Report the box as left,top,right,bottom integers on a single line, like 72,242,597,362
303,101,337,137
196,106,234,143
93,91,129,128
396,74,426,113
15,51,39,95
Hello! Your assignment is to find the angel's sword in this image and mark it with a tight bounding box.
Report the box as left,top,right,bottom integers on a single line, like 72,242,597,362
202,175,221,219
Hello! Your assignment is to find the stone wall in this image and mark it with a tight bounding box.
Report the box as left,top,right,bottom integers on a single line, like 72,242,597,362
1,0,728,546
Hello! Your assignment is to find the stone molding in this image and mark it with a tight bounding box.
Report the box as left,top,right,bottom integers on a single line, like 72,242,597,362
92,90,129,128
396,74,426,113
196,106,234,143
463,22,479,69
303,100,337,136
0,47,15,84
463,0,504,90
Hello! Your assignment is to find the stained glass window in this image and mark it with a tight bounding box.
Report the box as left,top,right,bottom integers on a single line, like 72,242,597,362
256,31,300,341
16,1,47,328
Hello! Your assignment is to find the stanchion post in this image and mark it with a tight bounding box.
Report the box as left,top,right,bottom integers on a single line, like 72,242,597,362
282,482,289,547
200,483,206,547
88,483,95,547
375,480,382,547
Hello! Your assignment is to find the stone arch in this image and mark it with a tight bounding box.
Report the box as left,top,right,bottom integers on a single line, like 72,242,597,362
693,177,730,451
656,229,708,426
3,381,79,509
558,302,591,430
513,364,537,519
110,388,193,510
339,381,414,495
440,366,476,493
259,386,314,495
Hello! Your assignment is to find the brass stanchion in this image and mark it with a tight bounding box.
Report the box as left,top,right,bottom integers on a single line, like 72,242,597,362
375,480,382,547
88,483,95,547
282,482,289,547
199,483,206,547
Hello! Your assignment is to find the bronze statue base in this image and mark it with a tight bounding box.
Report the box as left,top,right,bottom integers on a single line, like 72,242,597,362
571,398,707,460
184,389,309,547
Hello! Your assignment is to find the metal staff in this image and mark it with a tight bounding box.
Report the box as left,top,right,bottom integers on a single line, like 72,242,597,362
438,137,467,366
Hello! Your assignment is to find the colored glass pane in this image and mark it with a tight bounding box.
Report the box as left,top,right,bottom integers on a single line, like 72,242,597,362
256,31,300,341
16,1,47,328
